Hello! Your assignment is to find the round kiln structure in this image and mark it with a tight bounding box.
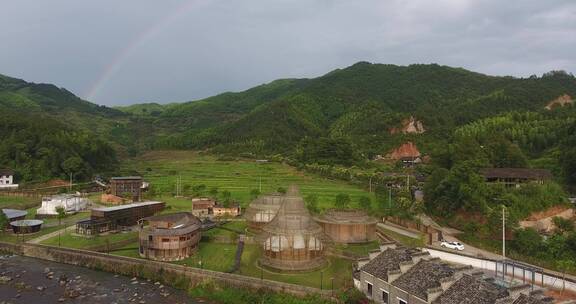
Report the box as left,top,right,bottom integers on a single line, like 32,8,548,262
244,193,284,231
314,209,378,244
138,212,201,261
260,186,325,271
10,219,43,234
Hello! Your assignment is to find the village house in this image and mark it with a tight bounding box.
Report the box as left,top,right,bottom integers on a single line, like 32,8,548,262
191,197,216,218
356,244,553,304
212,202,241,217
110,176,143,201
480,168,552,188
36,194,90,216
0,169,18,190
191,197,241,218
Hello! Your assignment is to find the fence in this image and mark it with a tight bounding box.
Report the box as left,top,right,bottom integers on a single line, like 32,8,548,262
0,242,334,299
424,247,576,292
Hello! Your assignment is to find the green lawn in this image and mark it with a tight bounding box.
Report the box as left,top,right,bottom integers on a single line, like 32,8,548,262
174,242,237,272
0,195,38,209
40,230,138,249
334,241,380,257
0,225,62,243
377,226,425,248
237,244,353,289
122,151,374,211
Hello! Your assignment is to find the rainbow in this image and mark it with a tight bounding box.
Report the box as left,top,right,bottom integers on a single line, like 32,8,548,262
85,0,208,102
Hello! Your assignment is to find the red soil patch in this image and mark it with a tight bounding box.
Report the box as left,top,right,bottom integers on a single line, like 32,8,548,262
386,142,421,160
545,288,576,301
545,94,573,110
525,205,571,221
46,179,70,187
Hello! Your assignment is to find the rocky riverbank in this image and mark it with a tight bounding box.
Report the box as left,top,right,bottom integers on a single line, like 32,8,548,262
0,255,209,304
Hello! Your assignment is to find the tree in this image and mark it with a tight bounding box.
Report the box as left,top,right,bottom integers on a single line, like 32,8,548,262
358,196,372,211
55,206,66,226
209,187,219,198
557,259,576,296
192,184,206,196
553,217,575,235
305,194,320,214
0,211,8,234
250,189,261,200
334,193,351,210
221,190,232,203
276,187,287,194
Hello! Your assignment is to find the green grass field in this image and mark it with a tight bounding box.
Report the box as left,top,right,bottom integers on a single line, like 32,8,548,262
0,195,38,209
122,151,374,210
41,230,137,249
334,241,380,257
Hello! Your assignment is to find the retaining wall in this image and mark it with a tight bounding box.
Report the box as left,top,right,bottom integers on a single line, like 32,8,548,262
0,242,333,299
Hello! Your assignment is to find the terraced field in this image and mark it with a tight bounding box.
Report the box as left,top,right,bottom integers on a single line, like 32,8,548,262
121,150,374,210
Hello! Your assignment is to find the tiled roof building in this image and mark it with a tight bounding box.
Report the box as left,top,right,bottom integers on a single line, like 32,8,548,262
356,244,556,304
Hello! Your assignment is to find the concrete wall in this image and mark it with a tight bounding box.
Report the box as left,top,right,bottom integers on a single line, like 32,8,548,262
0,242,333,299
423,247,576,292
359,271,425,304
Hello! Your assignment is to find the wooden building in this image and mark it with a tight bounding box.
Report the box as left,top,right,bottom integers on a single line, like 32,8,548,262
315,209,378,244
138,212,202,261
76,201,165,235
110,176,143,201
260,186,325,271
480,168,552,188
244,193,284,231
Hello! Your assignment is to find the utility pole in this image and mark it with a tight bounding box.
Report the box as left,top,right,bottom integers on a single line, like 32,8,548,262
388,186,392,210
369,175,372,193
502,205,506,260
502,205,506,279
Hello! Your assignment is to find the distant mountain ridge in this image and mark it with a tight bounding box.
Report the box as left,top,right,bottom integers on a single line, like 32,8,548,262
1,63,575,182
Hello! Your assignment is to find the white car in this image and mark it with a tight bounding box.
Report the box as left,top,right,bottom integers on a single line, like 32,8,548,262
440,241,464,251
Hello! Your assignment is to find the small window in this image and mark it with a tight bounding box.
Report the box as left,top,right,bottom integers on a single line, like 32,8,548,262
179,236,186,241
398,298,407,304
382,290,389,304
366,282,372,297
148,235,153,242
162,238,170,242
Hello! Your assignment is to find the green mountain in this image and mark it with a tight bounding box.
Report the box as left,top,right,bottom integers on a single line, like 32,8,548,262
128,63,575,158
0,74,125,182
2,63,575,184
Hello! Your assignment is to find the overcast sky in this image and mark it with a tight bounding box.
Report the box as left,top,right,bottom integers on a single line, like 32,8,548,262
0,0,574,106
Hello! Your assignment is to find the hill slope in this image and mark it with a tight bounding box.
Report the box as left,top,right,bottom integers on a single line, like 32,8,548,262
129,63,576,157
0,74,123,181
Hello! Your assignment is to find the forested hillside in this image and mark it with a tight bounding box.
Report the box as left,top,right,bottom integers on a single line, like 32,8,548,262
0,74,124,182
2,63,575,185
129,63,576,160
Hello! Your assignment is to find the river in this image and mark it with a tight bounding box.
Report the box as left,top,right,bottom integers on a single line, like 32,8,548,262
0,255,211,303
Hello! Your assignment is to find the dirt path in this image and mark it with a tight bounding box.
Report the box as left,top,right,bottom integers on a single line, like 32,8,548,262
26,225,75,244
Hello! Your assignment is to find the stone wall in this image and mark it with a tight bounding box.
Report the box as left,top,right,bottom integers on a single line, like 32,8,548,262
0,242,333,299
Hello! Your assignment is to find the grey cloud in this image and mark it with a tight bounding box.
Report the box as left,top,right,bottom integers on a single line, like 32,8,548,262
0,0,574,105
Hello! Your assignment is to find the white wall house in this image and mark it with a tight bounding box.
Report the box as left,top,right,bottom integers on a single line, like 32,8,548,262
0,169,18,190
36,194,90,215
